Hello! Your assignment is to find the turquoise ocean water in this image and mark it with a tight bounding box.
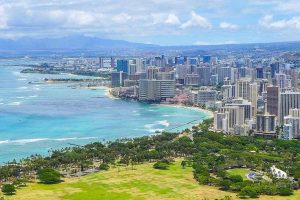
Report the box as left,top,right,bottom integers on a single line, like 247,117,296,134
0,59,209,163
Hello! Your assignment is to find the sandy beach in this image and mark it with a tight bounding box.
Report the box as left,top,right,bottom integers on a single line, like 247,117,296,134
154,103,214,119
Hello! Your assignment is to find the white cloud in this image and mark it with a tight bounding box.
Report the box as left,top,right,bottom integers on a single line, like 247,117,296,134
219,22,238,29
194,40,237,45
180,11,211,29
0,6,8,29
260,15,300,29
112,13,132,24
276,1,300,12
165,14,180,25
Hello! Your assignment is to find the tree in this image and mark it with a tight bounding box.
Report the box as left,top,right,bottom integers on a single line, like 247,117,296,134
99,163,110,171
239,186,259,198
219,180,231,191
37,168,61,184
1,184,16,195
153,162,169,170
278,187,293,196
228,175,243,183
276,179,294,196
197,175,210,185
181,161,187,169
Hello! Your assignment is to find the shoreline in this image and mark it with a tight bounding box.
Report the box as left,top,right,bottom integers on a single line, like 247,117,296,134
104,87,214,119
154,103,214,119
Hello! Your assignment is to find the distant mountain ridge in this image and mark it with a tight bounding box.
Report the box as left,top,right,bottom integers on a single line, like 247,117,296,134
0,35,299,56
0,35,157,51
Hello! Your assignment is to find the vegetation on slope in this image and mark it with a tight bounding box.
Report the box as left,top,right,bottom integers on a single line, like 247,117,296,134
1,118,300,199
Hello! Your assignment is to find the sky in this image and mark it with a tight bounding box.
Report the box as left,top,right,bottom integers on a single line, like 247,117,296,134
0,0,299,45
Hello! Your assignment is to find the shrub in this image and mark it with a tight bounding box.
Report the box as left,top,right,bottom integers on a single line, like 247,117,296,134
99,163,110,171
277,187,293,196
37,168,61,184
153,161,169,170
228,175,243,183
239,185,259,198
219,180,232,191
1,184,16,195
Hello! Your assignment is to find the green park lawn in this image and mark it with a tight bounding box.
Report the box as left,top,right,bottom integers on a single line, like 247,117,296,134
2,161,300,200
226,168,250,181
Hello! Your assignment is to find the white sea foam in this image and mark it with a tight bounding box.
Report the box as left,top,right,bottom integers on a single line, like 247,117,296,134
16,96,25,99
144,124,154,129
157,120,170,127
17,78,27,81
53,137,98,141
12,71,20,76
29,95,38,98
14,138,46,144
18,86,28,90
0,137,98,145
8,102,21,106
0,140,9,144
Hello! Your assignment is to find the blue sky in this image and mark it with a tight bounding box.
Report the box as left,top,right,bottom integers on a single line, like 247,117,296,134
0,0,299,45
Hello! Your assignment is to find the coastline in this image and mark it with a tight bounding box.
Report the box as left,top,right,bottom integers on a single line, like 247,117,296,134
154,103,214,119
104,87,214,119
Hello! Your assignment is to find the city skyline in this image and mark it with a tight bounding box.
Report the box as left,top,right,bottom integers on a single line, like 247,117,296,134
0,0,300,45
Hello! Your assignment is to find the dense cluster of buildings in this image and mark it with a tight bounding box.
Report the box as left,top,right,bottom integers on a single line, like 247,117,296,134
108,54,300,140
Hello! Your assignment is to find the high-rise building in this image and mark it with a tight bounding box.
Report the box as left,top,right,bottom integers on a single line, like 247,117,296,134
110,57,115,68
99,57,104,68
256,113,276,136
147,67,159,80
291,69,300,88
278,91,300,124
217,67,234,84
225,99,252,122
176,65,188,80
270,62,279,78
222,84,236,100
283,124,293,140
138,79,175,101
214,106,245,132
117,59,129,73
135,58,144,72
196,67,211,86
156,71,175,80
184,74,200,86
139,79,157,101
256,67,264,79
197,88,217,107
236,78,251,100
275,73,287,89
111,72,127,87
128,64,137,75
249,82,258,117
267,86,279,116
283,114,300,139
214,112,228,131
203,55,211,64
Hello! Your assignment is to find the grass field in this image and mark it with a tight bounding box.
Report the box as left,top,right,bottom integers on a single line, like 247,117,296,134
226,168,250,180
1,161,300,200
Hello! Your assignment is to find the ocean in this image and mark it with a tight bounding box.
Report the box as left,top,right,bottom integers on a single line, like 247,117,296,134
0,59,209,163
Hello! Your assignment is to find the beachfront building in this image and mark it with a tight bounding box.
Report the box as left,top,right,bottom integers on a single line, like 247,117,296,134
138,79,175,101
213,106,244,133
197,87,217,108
